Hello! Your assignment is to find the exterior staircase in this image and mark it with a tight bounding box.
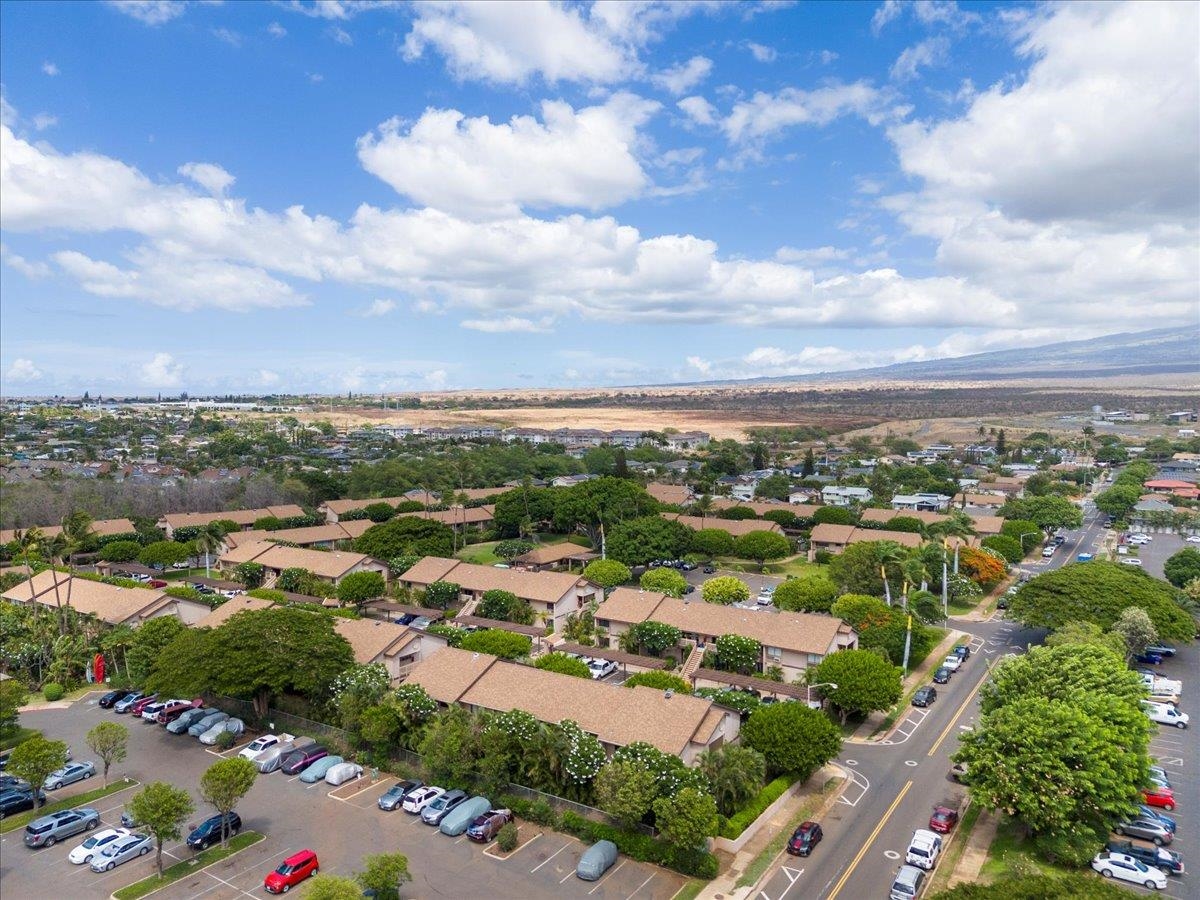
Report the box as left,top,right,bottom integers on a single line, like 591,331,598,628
261,572,278,589
680,644,706,682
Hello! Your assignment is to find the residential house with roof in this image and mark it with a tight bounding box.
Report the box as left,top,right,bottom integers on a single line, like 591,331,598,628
0,517,138,546
710,498,817,518
223,523,356,551
859,508,949,528
595,588,857,682
1158,460,1199,483
645,482,695,506
403,647,737,763
396,506,495,532
510,543,598,572
821,486,873,507
218,541,387,588
808,524,923,557
891,493,952,512
396,557,601,631
952,493,1006,510
1,570,206,627
158,505,305,539
1144,479,1200,500
660,513,785,539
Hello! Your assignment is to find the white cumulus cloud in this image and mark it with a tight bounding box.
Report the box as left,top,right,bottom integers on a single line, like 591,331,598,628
42,61,59,76
140,352,184,388
177,162,235,196
5,358,43,383
106,0,188,26
651,56,713,95
723,81,892,143
361,298,396,317
357,93,658,217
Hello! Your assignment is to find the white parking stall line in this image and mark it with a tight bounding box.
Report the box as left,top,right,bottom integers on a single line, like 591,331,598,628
837,768,870,807
531,841,571,873
625,873,655,899
587,859,627,894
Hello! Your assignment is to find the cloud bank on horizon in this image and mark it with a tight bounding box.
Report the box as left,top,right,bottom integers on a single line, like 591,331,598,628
0,0,1196,394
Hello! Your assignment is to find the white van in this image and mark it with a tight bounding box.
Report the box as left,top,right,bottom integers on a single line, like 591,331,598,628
1144,702,1189,729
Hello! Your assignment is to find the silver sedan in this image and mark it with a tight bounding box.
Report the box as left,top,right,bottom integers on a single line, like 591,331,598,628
45,762,96,790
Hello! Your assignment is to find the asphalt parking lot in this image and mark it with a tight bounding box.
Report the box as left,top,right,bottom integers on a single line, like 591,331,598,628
1126,532,1188,581
682,567,783,609
2,697,686,900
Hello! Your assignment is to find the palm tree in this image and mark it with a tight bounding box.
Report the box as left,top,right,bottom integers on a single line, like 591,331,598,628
14,527,45,597
697,745,766,816
45,533,72,636
58,512,94,632
101,624,136,679
873,541,906,606
929,513,975,575
193,522,225,578
690,494,715,526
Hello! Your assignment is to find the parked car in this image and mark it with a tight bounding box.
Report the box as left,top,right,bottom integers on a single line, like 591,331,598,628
280,745,327,776
1146,645,1177,658
0,774,30,792
187,812,242,850
1142,787,1175,811
587,659,618,680
941,655,962,672
298,755,344,783
89,833,153,872
98,690,133,709
1041,547,1056,558
156,699,201,725
264,849,319,893
253,738,308,774
402,785,445,814
422,789,468,825
952,645,970,661
1136,651,1165,666
929,806,959,834
45,762,96,790
68,827,131,864
889,864,926,900
1105,840,1184,876
1091,851,1167,890
786,821,823,856
1144,703,1189,730
1138,805,1177,832
577,839,618,881
23,807,100,847
1148,766,1171,788
912,686,937,707
905,829,942,871
239,733,294,761
187,710,228,736
1115,816,1174,845
325,762,363,786
379,780,423,811
439,796,492,836
113,692,147,714
0,789,45,818
1121,558,1144,567
932,667,951,684
166,707,209,734
466,807,514,842
199,717,245,745
128,695,160,717
703,566,715,574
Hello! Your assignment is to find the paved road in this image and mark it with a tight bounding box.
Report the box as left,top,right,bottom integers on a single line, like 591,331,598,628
756,501,1199,900
755,615,1045,900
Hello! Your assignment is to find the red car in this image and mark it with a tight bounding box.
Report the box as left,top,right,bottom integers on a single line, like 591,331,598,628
264,849,318,894
929,806,959,834
1143,787,1176,811
155,699,201,725
128,694,159,717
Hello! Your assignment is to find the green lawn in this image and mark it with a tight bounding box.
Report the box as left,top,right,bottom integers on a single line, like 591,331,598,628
711,555,828,579
113,831,265,900
0,780,139,833
673,881,706,900
979,815,1076,882
456,541,503,565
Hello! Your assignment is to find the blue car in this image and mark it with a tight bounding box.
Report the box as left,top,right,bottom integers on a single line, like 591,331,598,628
1135,651,1164,665
298,755,343,783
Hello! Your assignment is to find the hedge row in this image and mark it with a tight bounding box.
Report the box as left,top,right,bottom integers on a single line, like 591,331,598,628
720,774,796,839
497,795,718,879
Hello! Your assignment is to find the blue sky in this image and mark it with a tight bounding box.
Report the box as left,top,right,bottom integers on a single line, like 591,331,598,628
1,0,1196,396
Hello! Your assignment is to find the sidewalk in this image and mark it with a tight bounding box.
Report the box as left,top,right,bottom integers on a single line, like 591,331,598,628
701,764,847,900
946,808,999,888
847,627,966,743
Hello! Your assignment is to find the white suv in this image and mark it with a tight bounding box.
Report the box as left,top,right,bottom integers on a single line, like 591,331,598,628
905,829,942,871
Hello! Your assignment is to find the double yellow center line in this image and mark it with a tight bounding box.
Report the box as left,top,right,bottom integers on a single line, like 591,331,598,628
827,780,913,900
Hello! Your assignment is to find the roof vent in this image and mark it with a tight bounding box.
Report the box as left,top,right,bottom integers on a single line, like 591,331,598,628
664,689,674,699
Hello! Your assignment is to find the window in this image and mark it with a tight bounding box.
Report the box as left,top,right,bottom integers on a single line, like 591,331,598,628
807,654,823,666
767,646,782,660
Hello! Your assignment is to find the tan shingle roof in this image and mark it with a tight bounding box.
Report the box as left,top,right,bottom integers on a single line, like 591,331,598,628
161,505,304,530
1,570,174,626
965,514,1005,534
397,506,495,526
810,524,922,548
646,483,693,506
405,647,723,755
218,541,379,579
224,523,352,549
0,518,136,545
860,509,948,526
400,557,594,605
662,514,784,537
332,617,418,665
320,497,410,517
710,498,807,517
809,523,856,545
513,543,598,566
953,493,1006,507
195,595,275,628
598,588,849,656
